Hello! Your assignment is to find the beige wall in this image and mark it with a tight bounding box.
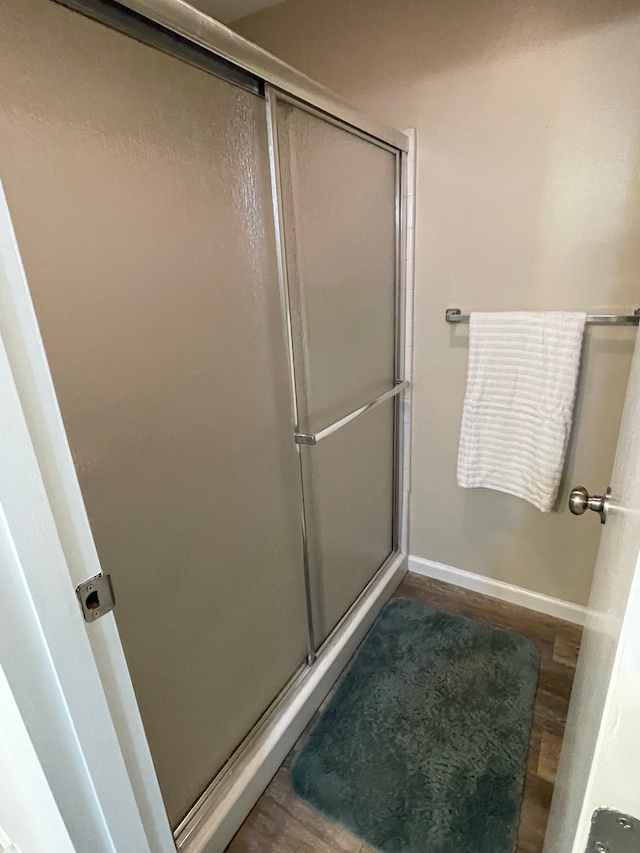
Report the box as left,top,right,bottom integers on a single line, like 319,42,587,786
235,0,640,605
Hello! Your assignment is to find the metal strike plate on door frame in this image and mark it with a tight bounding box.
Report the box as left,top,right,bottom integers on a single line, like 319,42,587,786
586,808,640,853
76,573,115,622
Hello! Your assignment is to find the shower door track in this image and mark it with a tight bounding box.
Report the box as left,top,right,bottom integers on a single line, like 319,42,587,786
54,0,408,153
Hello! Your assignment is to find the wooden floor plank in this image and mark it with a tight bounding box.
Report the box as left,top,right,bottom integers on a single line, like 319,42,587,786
226,572,582,853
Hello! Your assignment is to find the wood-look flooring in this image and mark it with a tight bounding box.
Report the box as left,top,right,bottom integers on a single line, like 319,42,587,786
226,571,583,853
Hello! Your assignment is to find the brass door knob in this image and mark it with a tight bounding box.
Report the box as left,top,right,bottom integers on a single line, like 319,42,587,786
569,486,611,524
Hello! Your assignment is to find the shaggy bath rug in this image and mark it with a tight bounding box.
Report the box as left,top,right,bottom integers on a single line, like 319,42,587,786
292,598,540,853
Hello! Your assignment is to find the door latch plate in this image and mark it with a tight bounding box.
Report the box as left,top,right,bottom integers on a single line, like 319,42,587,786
76,574,115,622
586,808,640,853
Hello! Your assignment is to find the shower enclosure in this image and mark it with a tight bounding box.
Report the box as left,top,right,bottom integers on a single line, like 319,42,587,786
0,0,408,846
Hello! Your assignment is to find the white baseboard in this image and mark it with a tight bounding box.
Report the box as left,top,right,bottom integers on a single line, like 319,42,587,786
408,555,587,626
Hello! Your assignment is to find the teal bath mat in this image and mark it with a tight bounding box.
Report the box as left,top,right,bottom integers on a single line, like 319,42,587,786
292,598,540,853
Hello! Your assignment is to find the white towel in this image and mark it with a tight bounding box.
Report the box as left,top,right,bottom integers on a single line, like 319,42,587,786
457,312,586,512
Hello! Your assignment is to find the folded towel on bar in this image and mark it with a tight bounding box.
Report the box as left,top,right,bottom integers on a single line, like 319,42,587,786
457,312,587,512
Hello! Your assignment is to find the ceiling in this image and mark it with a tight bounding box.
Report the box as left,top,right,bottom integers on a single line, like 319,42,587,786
189,0,283,25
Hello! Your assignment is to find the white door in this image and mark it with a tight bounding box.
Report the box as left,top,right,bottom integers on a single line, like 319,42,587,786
544,332,640,851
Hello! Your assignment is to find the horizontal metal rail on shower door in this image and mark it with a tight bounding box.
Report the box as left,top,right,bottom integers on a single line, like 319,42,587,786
294,380,409,446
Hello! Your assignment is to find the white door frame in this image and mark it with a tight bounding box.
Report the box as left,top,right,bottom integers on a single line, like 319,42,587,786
0,179,174,852
0,658,76,853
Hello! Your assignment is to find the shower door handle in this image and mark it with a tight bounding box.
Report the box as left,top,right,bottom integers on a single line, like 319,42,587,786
294,380,409,446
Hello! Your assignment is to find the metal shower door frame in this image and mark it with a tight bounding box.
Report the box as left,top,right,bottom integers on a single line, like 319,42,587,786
5,3,410,852
175,85,409,852
64,0,409,153
265,85,407,664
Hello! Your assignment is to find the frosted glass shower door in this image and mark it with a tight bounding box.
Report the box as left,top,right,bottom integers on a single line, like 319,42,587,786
0,0,310,829
275,97,400,646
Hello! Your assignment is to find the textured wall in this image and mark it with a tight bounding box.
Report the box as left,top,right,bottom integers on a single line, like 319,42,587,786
235,0,640,605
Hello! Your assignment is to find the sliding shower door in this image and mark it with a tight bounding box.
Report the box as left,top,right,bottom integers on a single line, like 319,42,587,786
274,96,400,645
0,0,310,828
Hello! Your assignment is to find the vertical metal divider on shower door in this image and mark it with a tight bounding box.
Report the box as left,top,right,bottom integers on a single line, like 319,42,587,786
266,86,317,665
266,85,407,652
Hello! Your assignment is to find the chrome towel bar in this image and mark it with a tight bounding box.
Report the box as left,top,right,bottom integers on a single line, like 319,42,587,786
445,308,640,326
295,380,409,446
